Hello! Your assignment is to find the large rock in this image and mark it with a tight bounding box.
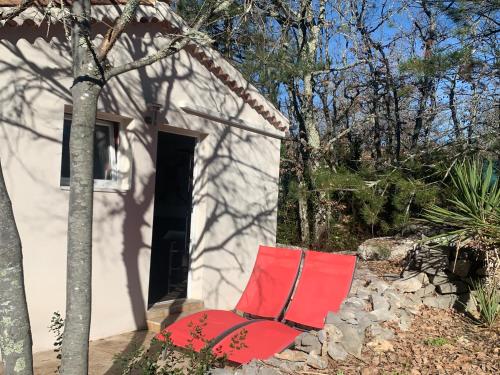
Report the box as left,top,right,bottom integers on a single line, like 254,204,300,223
325,311,342,325
306,352,328,370
436,281,468,295
423,294,457,309
414,284,436,298
327,342,348,361
392,275,423,293
415,246,450,275
318,324,343,344
397,309,412,331
274,349,307,362
430,272,451,285
262,358,303,373
357,237,417,261
294,332,321,354
369,323,395,340
239,360,283,375
337,323,365,357
368,308,398,323
371,293,390,311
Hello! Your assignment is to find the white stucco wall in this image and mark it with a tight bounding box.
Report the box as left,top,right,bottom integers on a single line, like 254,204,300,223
0,21,284,352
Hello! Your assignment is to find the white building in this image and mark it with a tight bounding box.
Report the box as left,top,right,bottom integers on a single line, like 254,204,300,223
0,2,288,352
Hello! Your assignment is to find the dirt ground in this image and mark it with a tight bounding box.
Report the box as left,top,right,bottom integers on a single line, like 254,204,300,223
0,331,155,375
325,260,500,375
327,306,499,375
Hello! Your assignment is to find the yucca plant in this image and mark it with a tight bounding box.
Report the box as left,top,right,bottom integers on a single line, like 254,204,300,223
422,158,500,286
471,279,500,327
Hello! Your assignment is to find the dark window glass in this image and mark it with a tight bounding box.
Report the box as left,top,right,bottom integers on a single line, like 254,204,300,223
60,117,118,186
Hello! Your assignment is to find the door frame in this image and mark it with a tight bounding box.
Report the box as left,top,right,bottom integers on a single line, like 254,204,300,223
154,124,207,303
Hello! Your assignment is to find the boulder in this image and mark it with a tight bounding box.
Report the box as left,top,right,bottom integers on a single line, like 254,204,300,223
306,352,328,370
414,284,436,298
357,237,416,261
274,349,307,362
327,342,348,361
403,271,430,285
239,360,283,375
337,323,365,357
392,276,423,293
343,296,367,309
371,293,390,311
369,323,395,340
397,309,412,331
262,358,303,373
368,308,398,323
325,311,342,325
436,281,468,295
370,279,390,294
318,324,343,344
416,247,450,274
430,272,451,285
423,294,457,309
294,332,321,354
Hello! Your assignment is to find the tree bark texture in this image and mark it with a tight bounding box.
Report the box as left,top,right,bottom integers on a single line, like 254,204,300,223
60,2,101,374
0,160,33,375
59,83,100,375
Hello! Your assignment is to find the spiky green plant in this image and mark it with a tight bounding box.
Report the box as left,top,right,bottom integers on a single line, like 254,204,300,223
422,158,500,283
471,279,500,327
423,159,500,243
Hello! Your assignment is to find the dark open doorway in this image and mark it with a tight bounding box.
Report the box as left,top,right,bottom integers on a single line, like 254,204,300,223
148,132,196,307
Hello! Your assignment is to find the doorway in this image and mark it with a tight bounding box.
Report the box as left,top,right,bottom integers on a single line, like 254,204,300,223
148,132,196,307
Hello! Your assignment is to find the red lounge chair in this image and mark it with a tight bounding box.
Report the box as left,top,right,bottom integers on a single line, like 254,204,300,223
212,250,357,364
156,245,302,351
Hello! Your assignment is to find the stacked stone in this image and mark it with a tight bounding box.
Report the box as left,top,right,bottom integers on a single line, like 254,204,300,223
412,246,475,310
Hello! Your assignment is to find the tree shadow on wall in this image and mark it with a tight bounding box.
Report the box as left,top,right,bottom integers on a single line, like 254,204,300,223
0,18,282,373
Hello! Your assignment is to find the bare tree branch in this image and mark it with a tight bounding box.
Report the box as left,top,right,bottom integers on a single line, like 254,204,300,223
105,1,235,80
97,0,140,61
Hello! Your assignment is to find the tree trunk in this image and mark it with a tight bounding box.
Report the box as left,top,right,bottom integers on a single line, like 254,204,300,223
59,82,101,375
448,76,462,141
468,82,479,144
60,2,102,373
0,160,33,375
411,0,436,150
297,179,310,245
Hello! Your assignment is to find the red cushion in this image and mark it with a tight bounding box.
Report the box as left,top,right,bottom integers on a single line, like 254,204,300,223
212,320,301,364
284,251,356,328
235,245,302,318
156,310,247,351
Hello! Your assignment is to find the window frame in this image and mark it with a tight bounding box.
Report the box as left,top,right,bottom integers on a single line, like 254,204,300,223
60,106,133,192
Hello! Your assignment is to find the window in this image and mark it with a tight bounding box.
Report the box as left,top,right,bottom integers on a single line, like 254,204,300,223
60,115,125,190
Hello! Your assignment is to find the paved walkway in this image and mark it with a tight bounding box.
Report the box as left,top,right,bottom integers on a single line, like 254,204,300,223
1,330,154,375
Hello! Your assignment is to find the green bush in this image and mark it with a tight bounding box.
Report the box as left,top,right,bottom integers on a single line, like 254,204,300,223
277,162,443,250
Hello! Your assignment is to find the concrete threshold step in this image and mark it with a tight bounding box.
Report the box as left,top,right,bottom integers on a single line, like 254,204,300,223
146,299,204,333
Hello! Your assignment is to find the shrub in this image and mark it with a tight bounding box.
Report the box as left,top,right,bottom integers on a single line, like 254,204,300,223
422,158,500,286
115,313,246,375
471,279,499,327
48,311,64,372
